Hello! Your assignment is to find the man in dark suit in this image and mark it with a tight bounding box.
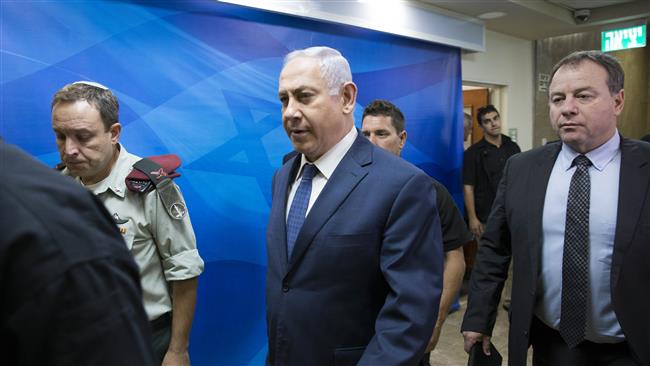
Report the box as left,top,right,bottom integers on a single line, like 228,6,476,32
461,50,650,366
360,99,471,362
1,141,154,365
266,46,444,366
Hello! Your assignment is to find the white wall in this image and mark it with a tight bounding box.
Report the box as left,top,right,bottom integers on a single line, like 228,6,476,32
462,30,534,151
220,0,485,51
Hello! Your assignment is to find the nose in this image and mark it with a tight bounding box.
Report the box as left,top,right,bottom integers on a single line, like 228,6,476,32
283,99,301,122
560,96,579,117
63,138,80,157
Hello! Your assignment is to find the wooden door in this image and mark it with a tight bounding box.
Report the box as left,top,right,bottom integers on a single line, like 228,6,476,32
463,89,489,144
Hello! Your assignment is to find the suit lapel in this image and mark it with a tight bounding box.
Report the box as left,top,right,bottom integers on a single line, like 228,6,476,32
611,138,649,287
528,143,561,269
286,135,371,275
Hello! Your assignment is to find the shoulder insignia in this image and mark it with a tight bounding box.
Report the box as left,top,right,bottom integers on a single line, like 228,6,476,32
125,155,186,220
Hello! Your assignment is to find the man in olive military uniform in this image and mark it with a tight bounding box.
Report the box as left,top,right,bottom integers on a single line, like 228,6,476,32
51,81,204,366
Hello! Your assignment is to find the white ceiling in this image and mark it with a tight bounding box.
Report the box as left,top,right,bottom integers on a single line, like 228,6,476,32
419,0,649,40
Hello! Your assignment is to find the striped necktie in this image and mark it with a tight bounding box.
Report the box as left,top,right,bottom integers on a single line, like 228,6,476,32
286,164,317,260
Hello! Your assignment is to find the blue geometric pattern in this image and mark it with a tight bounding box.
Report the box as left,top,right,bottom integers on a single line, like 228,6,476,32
1,1,463,364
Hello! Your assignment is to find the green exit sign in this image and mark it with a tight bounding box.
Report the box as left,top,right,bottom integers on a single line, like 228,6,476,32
602,25,646,52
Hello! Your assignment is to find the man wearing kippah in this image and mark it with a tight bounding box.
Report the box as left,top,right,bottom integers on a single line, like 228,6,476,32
51,81,204,366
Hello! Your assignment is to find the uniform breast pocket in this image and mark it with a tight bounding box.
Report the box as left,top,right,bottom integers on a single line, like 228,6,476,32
115,219,136,251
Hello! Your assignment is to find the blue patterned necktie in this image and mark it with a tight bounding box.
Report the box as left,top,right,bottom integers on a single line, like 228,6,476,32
286,164,317,260
560,154,592,348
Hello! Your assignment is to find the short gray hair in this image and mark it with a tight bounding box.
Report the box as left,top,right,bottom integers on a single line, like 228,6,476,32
550,50,624,95
284,46,352,95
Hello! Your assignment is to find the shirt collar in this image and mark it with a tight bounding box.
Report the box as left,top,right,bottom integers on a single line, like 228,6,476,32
479,134,509,148
294,126,357,182
82,143,130,197
559,131,620,172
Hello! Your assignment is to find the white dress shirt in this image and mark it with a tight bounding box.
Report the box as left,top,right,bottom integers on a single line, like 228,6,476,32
286,127,357,220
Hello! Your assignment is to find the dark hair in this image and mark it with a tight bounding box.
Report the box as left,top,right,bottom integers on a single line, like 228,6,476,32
476,105,499,125
550,50,624,95
51,82,119,131
362,99,405,133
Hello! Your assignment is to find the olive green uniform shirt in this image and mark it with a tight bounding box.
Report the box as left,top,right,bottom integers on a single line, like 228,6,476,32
63,144,204,320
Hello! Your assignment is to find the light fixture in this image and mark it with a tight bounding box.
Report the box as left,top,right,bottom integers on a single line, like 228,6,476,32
478,11,506,20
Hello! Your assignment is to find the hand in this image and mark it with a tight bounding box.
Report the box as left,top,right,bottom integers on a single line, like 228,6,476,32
425,325,442,353
468,217,484,239
161,349,190,366
462,331,491,355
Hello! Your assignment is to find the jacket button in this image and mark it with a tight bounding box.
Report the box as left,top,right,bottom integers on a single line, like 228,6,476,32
282,283,289,292
523,330,528,337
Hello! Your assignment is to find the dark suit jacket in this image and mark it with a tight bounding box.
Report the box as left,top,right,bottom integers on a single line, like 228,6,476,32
461,138,650,366
266,134,444,366
0,142,154,365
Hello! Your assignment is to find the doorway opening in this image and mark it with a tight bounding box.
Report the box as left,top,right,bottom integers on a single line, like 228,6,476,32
462,82,507,149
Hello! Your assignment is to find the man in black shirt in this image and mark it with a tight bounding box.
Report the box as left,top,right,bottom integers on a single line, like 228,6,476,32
361,100,472,364
0,141,154,365
463,105,521,239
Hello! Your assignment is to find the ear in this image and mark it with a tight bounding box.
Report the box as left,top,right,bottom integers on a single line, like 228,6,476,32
340,82,357,115
399,130,407,150
109,123,121,144
613,89,624,116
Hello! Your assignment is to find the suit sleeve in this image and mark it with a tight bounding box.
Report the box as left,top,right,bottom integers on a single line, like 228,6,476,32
358,173,444,365
461,159,513,335
1,177,154,366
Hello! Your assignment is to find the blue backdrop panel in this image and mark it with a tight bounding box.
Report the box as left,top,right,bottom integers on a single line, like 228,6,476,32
1,1,463,365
